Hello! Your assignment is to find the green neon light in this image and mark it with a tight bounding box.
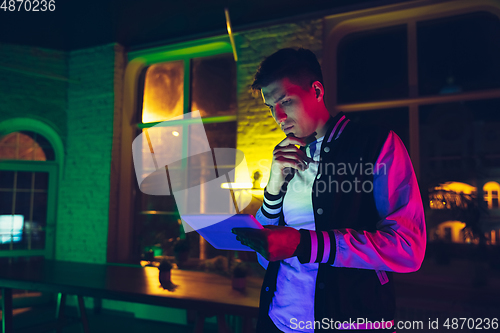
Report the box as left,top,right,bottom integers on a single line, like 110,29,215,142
129,38,233,65
137,115,237,129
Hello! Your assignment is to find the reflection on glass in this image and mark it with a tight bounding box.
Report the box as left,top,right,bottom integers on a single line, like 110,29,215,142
484,182,500,209
420,99,500,245
191,54,236,118
0,215,23,244
346,108,409,149
419,99,500,185
137,54,237,261
0,171,14,189
337,25,408,103
0,132,53,161
418,11,500,96
142,61,184,123
0,171,48,251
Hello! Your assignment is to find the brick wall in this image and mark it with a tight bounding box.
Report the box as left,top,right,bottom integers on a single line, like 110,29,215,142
235,19,323,185
0,43,67,145
56,43,124,263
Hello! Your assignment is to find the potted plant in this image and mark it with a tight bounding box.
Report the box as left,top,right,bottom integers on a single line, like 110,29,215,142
231,261,249,291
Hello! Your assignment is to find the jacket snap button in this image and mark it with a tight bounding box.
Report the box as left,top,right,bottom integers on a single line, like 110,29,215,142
266,287,269,291
317,208,323,215
319,283,325,289
324,147,330,153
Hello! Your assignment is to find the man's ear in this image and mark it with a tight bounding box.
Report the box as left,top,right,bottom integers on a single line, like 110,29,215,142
311,81,325,102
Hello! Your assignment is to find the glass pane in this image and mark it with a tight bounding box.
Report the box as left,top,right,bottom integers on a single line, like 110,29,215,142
136,192,178,214
419,99,500,244
0,132,53,161
420,103,472,186
0,215,24,248
345,108,409,150
204,121,237,149
133,212,182,257
32,192,47,223
30,192,47,250
420,98,500,186
0,170,49,251
337,25,408,103
0,171,14,189
28,131,55,161
16,171,33,190
142,60,184,123
418,12,500,96
191,54,237,118
0,133,17,160
0,191,13,215
34,172,49,190
14,192,31,217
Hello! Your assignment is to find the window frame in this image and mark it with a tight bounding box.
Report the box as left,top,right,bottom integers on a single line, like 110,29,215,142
323,0,500,179
0,118,63,259
0,160,58,259
109,36,236,263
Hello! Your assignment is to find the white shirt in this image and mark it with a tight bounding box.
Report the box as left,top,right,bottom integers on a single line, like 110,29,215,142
269,136,323,333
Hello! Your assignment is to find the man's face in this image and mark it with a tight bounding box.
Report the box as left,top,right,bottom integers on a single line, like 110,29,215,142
261,78,319,139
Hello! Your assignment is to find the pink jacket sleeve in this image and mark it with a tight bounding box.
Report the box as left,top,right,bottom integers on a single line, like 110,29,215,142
297,131,426,273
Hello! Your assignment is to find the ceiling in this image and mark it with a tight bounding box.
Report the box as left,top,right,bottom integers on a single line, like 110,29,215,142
0,0,413,51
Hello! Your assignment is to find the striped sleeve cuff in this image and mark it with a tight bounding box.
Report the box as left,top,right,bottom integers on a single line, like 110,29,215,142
294,229,336,264
261,188,283,219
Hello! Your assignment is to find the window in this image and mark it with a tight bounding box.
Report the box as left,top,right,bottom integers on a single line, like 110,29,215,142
337,25,408,104
0,131,55,161
325,1,500,242
0,123,62,260
484,182,500,209
444,227,452,242
111,38,237,263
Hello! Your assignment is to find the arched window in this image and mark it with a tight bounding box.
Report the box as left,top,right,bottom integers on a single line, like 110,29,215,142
0,131,55,161
0,119,62,260
110,37,237,263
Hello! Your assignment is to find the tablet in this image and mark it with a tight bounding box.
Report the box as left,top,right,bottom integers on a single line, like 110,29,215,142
181,214,263,251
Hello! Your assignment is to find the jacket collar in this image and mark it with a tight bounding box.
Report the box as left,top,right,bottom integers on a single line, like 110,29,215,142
324,111,350,144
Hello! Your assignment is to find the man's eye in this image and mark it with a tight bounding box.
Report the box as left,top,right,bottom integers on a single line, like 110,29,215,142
282,100,291,105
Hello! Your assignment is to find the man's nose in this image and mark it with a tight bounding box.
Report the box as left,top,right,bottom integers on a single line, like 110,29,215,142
275,105,287,123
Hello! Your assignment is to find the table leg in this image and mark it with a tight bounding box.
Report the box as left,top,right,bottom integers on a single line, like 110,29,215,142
77,296,90,333
242,316,254,333
216,315,233,333
193,313,205,333
1,288,13,333
93,297,102,315
55,293,66,333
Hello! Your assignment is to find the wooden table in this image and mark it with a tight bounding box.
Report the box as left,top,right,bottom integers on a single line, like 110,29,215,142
0,260,261,333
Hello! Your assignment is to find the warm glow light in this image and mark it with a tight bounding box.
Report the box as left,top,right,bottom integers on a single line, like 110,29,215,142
434,181,476,194
435,221,467,243
172,131,179,136
142,61,184,123
483,181,500,209
221,182,253,189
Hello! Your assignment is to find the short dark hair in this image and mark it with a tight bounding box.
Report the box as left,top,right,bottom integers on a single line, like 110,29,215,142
251,48,323,92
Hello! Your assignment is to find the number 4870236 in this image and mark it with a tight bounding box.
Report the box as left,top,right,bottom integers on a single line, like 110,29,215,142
1,0,56,12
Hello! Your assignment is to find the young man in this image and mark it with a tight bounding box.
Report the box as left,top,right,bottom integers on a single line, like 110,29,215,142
233,48,426,332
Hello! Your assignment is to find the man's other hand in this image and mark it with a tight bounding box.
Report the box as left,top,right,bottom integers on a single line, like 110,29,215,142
232,225,300,261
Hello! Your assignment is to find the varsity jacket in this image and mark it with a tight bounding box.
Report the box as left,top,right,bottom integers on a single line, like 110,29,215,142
256,112,426,331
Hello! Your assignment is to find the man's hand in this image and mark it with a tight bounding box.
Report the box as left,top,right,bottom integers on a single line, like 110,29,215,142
267,135,312,195
232,225,301,261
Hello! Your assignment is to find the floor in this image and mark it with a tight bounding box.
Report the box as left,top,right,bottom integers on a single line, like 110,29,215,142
3,305,222,333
